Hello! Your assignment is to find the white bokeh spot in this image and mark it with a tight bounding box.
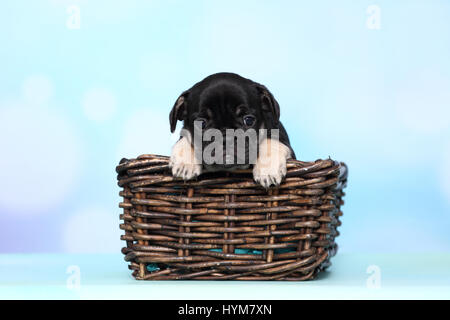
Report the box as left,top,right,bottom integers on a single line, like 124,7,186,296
63,206,122,253
117,109,174,159
22,75,54,106
395,70,450,134
82,88,117,122
0,102,83,216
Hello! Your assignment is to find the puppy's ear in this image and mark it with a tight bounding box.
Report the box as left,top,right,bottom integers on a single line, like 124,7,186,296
169,90,189,133
255,84,280,126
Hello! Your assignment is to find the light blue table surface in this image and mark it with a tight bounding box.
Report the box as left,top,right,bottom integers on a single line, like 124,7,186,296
0,253,449,300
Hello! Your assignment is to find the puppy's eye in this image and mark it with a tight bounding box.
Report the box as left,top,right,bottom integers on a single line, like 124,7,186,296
243,115,256,127
194,118,207,129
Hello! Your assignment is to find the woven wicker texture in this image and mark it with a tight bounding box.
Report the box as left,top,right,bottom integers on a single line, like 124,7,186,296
117,154,348,280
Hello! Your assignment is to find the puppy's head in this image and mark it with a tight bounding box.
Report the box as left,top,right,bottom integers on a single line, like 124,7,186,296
169,73,281,170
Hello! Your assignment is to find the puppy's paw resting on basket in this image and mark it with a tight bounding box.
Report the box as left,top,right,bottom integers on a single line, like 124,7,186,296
253,138,292,188
169,136,202,180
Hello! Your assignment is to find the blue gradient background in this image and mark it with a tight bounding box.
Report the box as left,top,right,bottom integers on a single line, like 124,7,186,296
0,0,449,254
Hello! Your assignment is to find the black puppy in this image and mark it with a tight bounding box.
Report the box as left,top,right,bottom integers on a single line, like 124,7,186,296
169,72,295,188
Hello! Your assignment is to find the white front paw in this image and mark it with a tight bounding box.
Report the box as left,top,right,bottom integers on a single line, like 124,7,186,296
252,138,291,188
169,136,202,180
253,158,287,188
170,158,202,180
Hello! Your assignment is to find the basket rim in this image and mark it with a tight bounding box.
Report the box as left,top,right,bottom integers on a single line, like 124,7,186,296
116,154,347,177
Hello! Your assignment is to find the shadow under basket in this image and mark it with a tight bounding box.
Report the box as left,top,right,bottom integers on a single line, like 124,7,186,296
117,154,348,281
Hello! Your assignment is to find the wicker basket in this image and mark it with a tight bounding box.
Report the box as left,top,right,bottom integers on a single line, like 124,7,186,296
117,154,348,280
